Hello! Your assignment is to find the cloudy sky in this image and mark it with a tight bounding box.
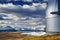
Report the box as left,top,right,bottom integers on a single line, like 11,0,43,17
0,0,48,29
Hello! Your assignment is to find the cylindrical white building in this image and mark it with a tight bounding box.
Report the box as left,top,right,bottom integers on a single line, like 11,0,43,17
46,0,60,33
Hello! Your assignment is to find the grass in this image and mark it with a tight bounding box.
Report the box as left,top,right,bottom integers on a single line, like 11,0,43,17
0,32,60,40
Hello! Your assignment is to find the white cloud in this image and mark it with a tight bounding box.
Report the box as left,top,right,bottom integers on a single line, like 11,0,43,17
0,13,45,30
22,3,47,11
0,3,46,29
0,3,47,11
40,3,47,9
22,5,36,11
33,3,40,6
0,3,16,9
22,0,32,2
14,16,45,28
33,3,47,10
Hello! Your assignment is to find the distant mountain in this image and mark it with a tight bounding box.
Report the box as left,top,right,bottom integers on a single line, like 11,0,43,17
4,26,15,30
0,26,17,32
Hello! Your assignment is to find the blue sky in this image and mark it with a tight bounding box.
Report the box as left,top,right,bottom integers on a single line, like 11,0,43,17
0,0,42,5
0,0,48,17
0,0,48,28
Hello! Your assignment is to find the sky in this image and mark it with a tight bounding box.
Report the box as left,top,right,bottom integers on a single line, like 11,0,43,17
0,0,48,29
0,0,48,17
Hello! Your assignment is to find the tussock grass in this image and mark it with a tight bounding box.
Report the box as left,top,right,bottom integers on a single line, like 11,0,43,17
0,32,60,40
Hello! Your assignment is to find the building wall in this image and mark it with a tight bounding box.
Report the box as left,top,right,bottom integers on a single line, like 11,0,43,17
46,0,60,32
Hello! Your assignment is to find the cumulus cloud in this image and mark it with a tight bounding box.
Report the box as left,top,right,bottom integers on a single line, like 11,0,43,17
32,3,47,10
0,3,16,8
0,3,46,29
14,16,45,29
0,3,46,17
0,3,47,10
22,4,36,11
22,0,32,2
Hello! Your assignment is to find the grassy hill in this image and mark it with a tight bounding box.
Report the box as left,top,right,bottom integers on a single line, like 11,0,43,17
0,32,60,40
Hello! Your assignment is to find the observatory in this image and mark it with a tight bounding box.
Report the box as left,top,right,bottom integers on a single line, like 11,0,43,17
46,0,60,33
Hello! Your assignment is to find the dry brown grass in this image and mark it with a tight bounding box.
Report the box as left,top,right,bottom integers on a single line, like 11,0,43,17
0,32,60,40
